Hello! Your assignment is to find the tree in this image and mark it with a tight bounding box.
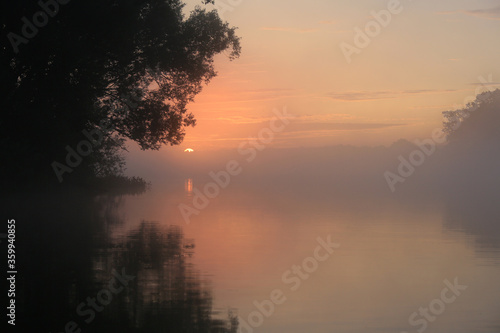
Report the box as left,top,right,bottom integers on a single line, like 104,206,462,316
0,0,240,186
442,89,500,141
439,89,500,194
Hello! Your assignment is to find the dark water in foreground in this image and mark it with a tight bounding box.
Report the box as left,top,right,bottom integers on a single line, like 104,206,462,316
4,178,500,333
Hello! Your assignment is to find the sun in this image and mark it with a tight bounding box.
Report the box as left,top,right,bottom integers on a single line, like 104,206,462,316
184,148,194,153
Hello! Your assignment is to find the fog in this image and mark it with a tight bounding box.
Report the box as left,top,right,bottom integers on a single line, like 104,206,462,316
123,90,500,251
127,90,499,196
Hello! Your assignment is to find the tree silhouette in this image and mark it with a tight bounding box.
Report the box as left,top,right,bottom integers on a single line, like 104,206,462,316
442,89,500,142
0,0,240,186
438,89,500,194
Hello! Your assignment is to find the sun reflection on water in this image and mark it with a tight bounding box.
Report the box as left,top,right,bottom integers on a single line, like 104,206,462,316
185,178,193,197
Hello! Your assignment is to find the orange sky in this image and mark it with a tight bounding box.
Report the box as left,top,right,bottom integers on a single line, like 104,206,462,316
174,0,500,151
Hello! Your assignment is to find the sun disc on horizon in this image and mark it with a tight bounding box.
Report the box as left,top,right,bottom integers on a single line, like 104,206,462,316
184,148,194,153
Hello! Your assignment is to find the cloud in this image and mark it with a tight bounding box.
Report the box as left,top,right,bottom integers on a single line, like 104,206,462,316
319,20,337,25
467,82,500,86
212,115,404,131
295,113,358,122
213,113,359,125
260,27,319,33
233,88,299,102
186,122,406,143
463,5,500,20
194,88,300,104
325,89,457,101
438,5,500,20
407,104,456,110
212,116,277,125
284,122,405,132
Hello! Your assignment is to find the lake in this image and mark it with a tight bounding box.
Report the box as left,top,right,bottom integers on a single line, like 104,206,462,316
8,170,500,332
115,175,500,333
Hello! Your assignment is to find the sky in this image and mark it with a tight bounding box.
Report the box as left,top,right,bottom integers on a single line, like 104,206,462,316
140,0,500,152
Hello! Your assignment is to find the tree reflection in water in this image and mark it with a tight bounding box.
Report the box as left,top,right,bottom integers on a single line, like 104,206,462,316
9,191,237,333
92,221,238,332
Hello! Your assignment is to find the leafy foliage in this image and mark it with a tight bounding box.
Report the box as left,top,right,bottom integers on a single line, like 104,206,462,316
442,89,500,141
0,0,240,186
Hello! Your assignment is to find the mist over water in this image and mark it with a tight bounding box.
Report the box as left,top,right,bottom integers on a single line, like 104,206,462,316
114,90,500,332
4,91,500,332
2,0,500,331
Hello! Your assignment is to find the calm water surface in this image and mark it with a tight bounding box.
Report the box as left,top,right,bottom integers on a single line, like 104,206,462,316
11,175,500,332
114,176,500,333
